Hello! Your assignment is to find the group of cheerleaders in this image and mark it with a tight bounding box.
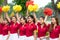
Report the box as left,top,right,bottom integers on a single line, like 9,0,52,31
0,12,60,40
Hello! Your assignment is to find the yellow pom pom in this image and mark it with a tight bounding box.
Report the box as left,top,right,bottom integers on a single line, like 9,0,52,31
13,5,22,12
57,2,60,9
28,4,38,12
28,5,33,12
2,5,10,12
33,4,38,12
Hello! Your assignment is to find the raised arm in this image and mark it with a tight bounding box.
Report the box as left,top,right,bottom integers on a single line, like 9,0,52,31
6,31,10,40
26,10,29,18
44,15,48,22
0,14,3,23
33,12,39,24
26,10,29,16
16,12,20,22
5,13,11,22
44,15,48,25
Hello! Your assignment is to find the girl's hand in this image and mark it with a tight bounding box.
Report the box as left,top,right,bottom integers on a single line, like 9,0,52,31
40,38,42,40
40,37,43,40
6,38,8,40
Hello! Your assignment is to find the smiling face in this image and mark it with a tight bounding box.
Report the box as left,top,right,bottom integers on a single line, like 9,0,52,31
51,17,56,24
27,17,33,23
39,17,44,24
11,16,17,23
20,18,26,24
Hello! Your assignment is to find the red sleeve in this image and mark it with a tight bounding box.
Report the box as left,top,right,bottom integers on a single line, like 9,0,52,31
37,22,40,26
9,21,14,25
1,23,5,26
46,24,50,32
7,25,10,31
17,23,21,29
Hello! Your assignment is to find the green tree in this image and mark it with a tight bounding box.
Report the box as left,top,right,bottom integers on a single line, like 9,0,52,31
0,0,4,6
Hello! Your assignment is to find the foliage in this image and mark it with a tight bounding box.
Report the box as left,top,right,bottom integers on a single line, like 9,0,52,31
36,8,44,19
45,2,53,9
0,0,4,6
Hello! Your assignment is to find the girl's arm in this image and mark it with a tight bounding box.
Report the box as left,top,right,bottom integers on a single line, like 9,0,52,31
34,30,37,40
17,29,20,38
6,31,10,40
16,13,20,22
26,10,29,19
33,12,39,24
5,13,11,22
44,15,49,26
0,14,3,23
59,33,60,40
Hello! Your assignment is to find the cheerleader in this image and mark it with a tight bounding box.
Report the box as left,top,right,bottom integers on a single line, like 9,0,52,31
49,16,60,40
18,16,27,40
37,16,50,40
25,15,37,40
32,13,50,40
2,18,10,40
5,13,19,40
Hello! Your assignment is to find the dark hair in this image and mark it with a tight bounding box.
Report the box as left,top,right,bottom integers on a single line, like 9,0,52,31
28,15,35,23
20,16,27,23
4,18,9,24
49,16,59,32
40,16,45,25
10,16,17,21
40,16,45,20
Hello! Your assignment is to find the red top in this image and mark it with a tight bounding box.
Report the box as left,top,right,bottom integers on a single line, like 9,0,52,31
19,24,27,36
50,25,60,38
37,22,50,37
26,23,37,37
0,23,3,34
9,21,19,34
2,24,10,36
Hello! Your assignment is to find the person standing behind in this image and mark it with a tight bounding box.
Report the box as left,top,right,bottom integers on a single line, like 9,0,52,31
2,18,10,40
49,16,60,40
25,15,37,40
5,13,19,40
18,16,27,40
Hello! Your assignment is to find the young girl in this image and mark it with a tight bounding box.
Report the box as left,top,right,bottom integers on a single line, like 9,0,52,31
5,13,19,40
49,16,60,40
2,18,10,40
32,12,50,40
25,15,37,40
37,16,50,40
18,16,27,40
